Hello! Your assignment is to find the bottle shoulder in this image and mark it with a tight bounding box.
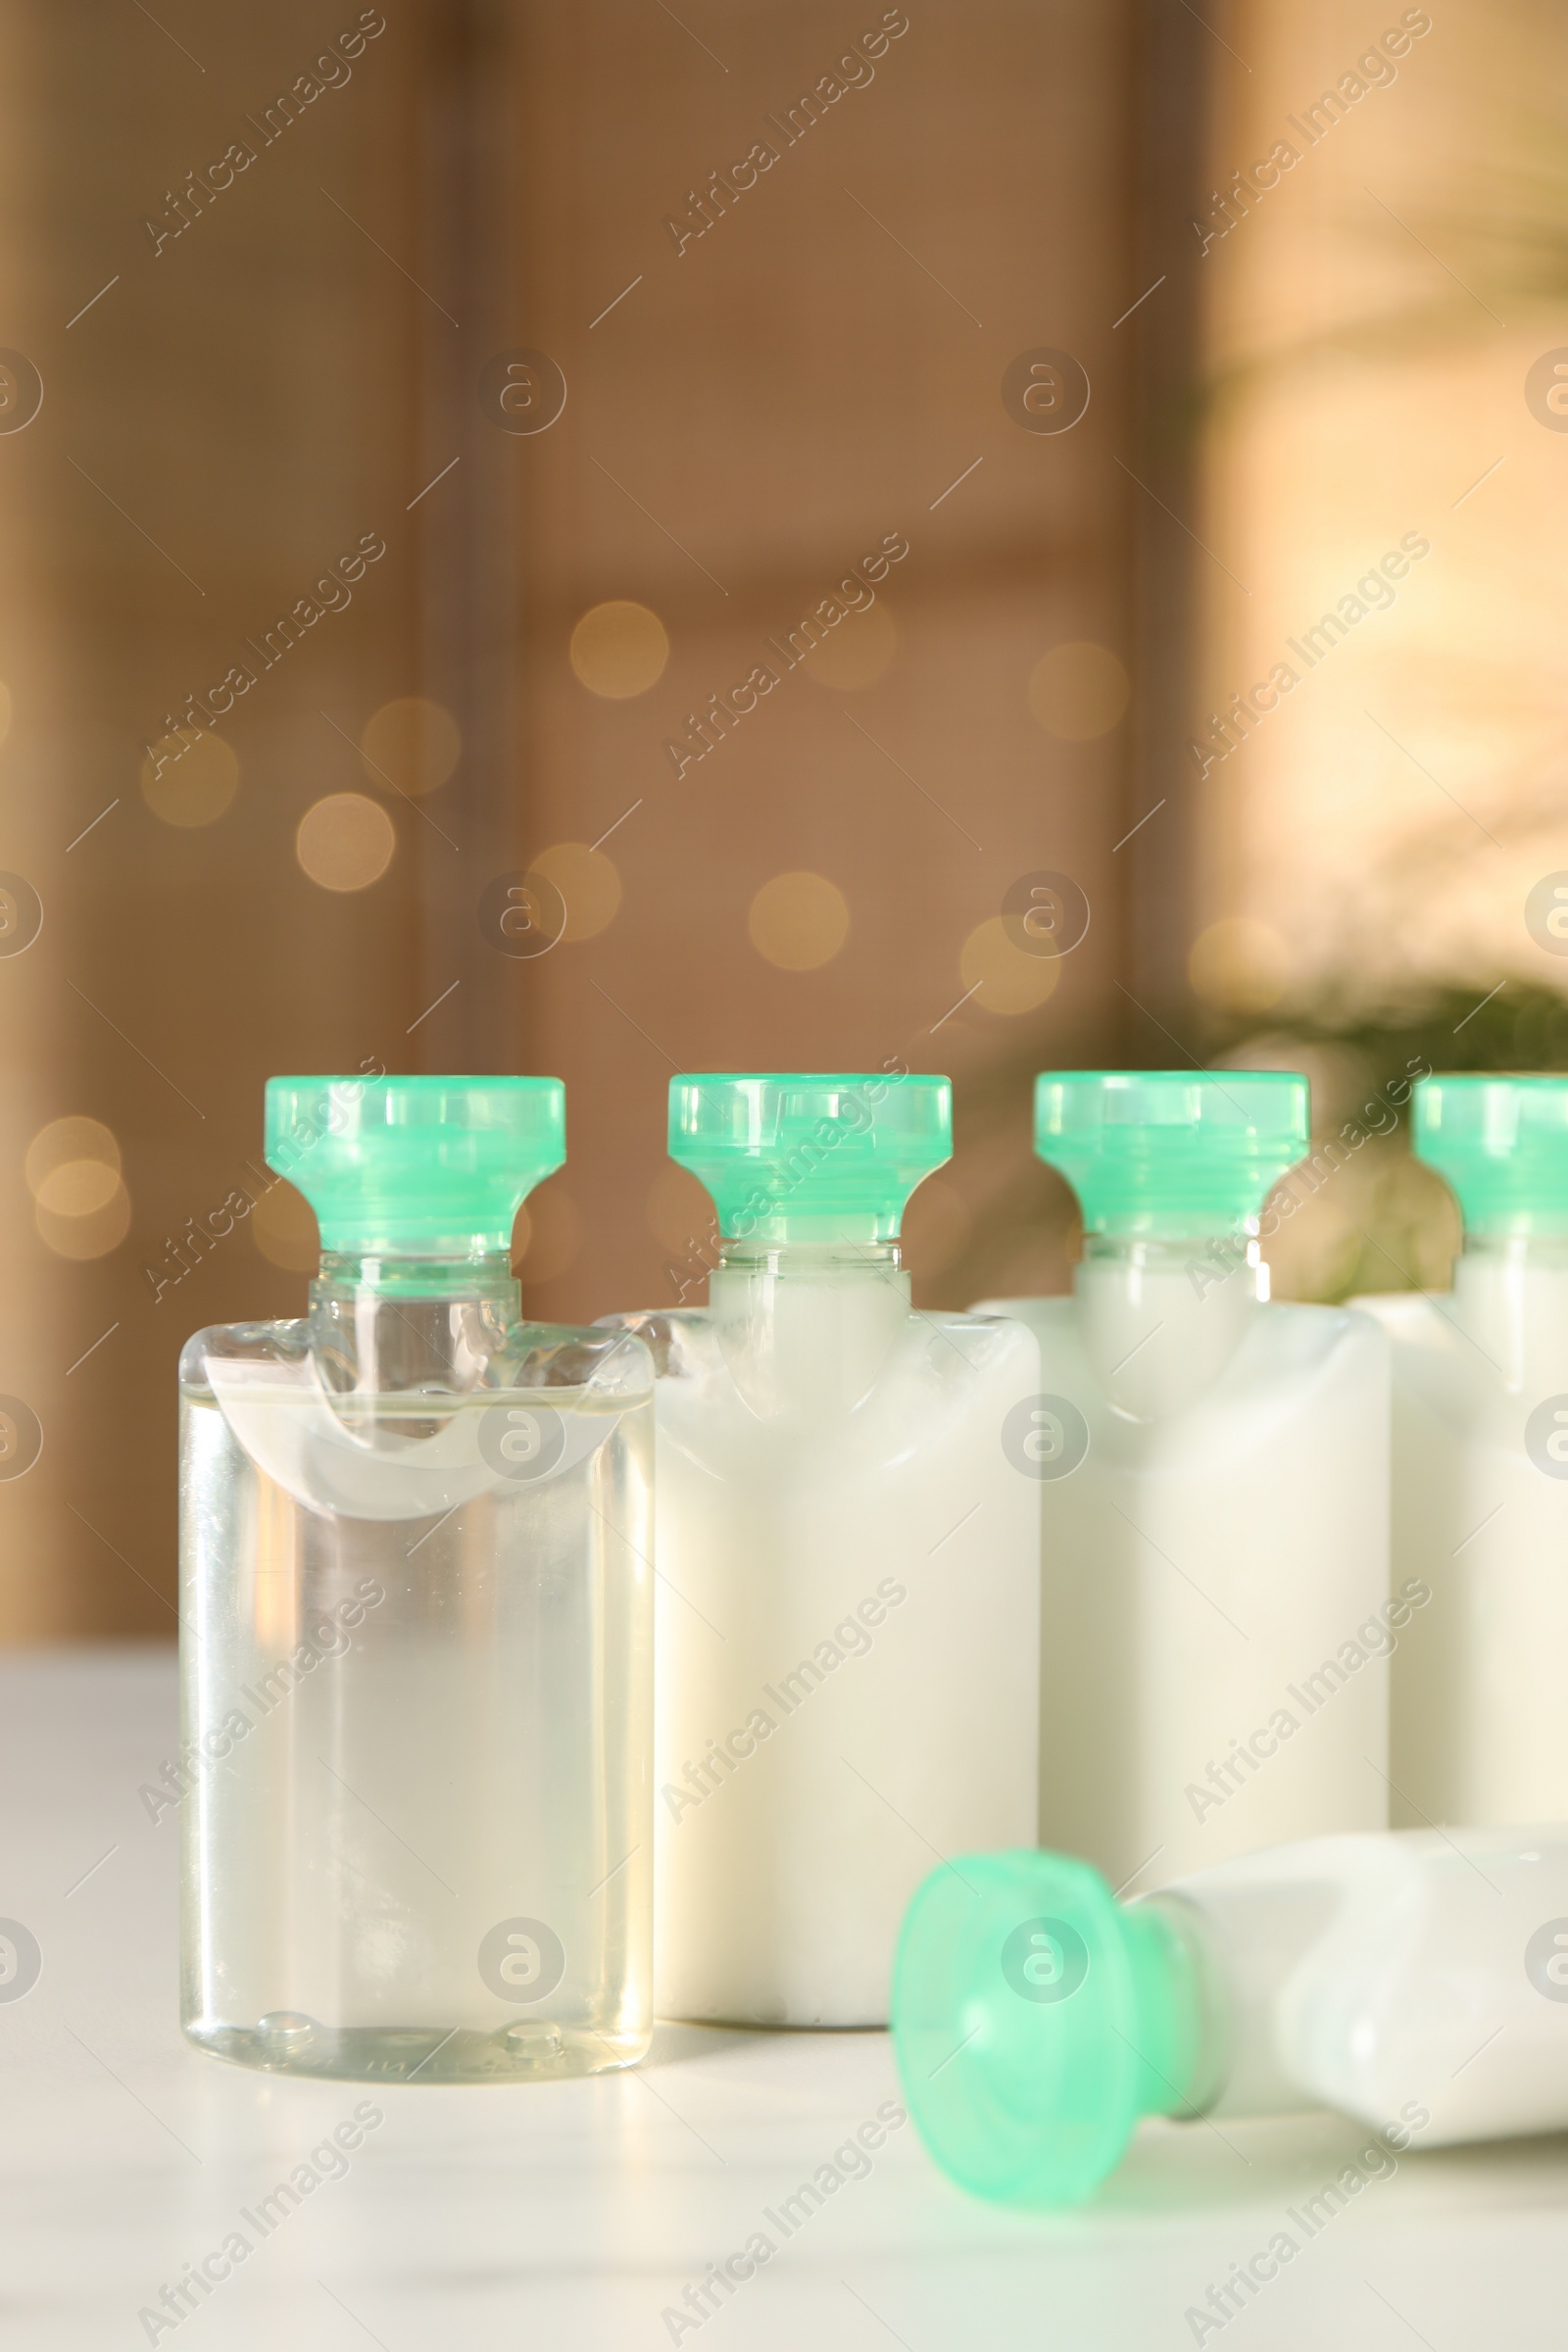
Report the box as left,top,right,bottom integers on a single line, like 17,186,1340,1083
1348,1288,1437,1330
527,1323,653,1397
598,1309,692,1379
1269,1298,1392,1357
184,1315,651,1398
974,1293,1071,1329
977,1292,1388,1360
601,1301,1033,1377
975,1290,1383,1433
181,1316,307,1388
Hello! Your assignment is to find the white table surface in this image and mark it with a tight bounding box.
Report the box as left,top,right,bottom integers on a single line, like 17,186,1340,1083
2,1647,1565,2351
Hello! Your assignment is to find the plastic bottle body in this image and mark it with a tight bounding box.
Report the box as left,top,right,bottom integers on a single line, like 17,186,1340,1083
1355,1239,1568,1826
1166,1823,1568,2143
893,1823,1568,2209
982,1241,1391,1889
179,1264,654,2082
613,1246,1041,2027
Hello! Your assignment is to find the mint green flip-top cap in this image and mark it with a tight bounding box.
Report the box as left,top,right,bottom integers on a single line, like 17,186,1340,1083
891,1849,1211,2208
669,1073,950,1242
1415,1075,1568,1236
265,1075,564,1255
1036,1070,1307,1236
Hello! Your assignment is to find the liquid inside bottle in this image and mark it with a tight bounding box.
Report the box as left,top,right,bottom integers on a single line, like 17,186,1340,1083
609,1071,1041,2029
178,1075,654,2082
1353,1075,1568,1826
979,1069,1391,1888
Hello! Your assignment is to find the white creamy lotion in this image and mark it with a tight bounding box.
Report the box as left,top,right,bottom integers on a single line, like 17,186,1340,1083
1353,1075,1568,1827
1167,1824,1568,2143
980,1070,1391,1892
609,1072,1041,2028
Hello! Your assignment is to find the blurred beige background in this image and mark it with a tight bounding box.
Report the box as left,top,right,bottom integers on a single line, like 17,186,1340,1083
2,0,1558,1638
1188,0,1568,1298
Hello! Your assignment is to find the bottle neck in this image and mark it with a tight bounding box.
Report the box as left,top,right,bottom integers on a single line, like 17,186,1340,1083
1082,1230,1266,1283
1130,1894,1229,2121
1459,1230,1568,1270
307,1250,520,1396
1449,1231,1568,1391
1075,1232,1261,1418
311,1247,519,1305
707,1237,909,1417
715,1235,904,1277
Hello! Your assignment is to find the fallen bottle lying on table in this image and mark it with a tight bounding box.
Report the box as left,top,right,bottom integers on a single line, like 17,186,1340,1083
891,1824,1568,2204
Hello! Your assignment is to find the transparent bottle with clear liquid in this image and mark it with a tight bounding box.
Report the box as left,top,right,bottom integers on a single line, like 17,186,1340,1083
179,1074,654,2082
1353,1074,1568,1826
606,1072,1041,2029
976,1071,1391,1892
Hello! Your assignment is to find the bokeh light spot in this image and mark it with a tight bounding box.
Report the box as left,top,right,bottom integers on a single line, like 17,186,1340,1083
27,1115,127,1257
252,1180,319,1273
37,1181,130,1259
749,871,850,971
1189,917,1290,1013
959,915,1062,1013
801,602,899,691
569,601,670,700
359,697,462,798
530,841,622,942
296,794,396,892
26,1115,120,1200
36,1159,120,1217
1027,641,1131,741
140,729,239,828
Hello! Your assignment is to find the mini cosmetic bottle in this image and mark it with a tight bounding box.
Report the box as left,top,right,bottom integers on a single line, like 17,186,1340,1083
894,1824,1568,2205
179,1075,654,2081
1354,1075,1568,1825
608,1072,1040,2027
977,1071,1391,1890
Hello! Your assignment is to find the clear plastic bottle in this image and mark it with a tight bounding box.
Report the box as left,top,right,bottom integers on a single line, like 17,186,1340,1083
893,1825,1568,2204
1354,1075,1568,1825
179,1075,654,2082
977,1072,1391,1890
606,1072,1040,2028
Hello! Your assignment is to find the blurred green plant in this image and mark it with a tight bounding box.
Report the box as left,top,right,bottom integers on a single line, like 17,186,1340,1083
942,981,1568,1311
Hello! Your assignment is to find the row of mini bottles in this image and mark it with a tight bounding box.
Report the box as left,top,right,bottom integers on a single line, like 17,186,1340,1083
180,1069,1033,2078
892,1065,1568,2205
178,1066,1568,2112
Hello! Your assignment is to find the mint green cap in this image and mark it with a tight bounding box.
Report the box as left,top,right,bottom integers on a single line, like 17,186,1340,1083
265,1075,564,1254
1036,1070,1307,1236
669,1073,950,1242
891,1849,1211,2207
1414,1075,1568,1236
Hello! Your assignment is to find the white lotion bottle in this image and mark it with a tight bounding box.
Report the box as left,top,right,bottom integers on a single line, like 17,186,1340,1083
977,1071,1391,1892
894,1824,1568,2207
607,1071,1040,2028
1353,1074,1568,1825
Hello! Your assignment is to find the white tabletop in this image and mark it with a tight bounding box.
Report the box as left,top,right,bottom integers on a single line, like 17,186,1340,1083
2,1647,1564,2350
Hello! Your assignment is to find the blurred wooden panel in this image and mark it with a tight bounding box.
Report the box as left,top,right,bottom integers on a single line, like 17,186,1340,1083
0,3,445,1636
